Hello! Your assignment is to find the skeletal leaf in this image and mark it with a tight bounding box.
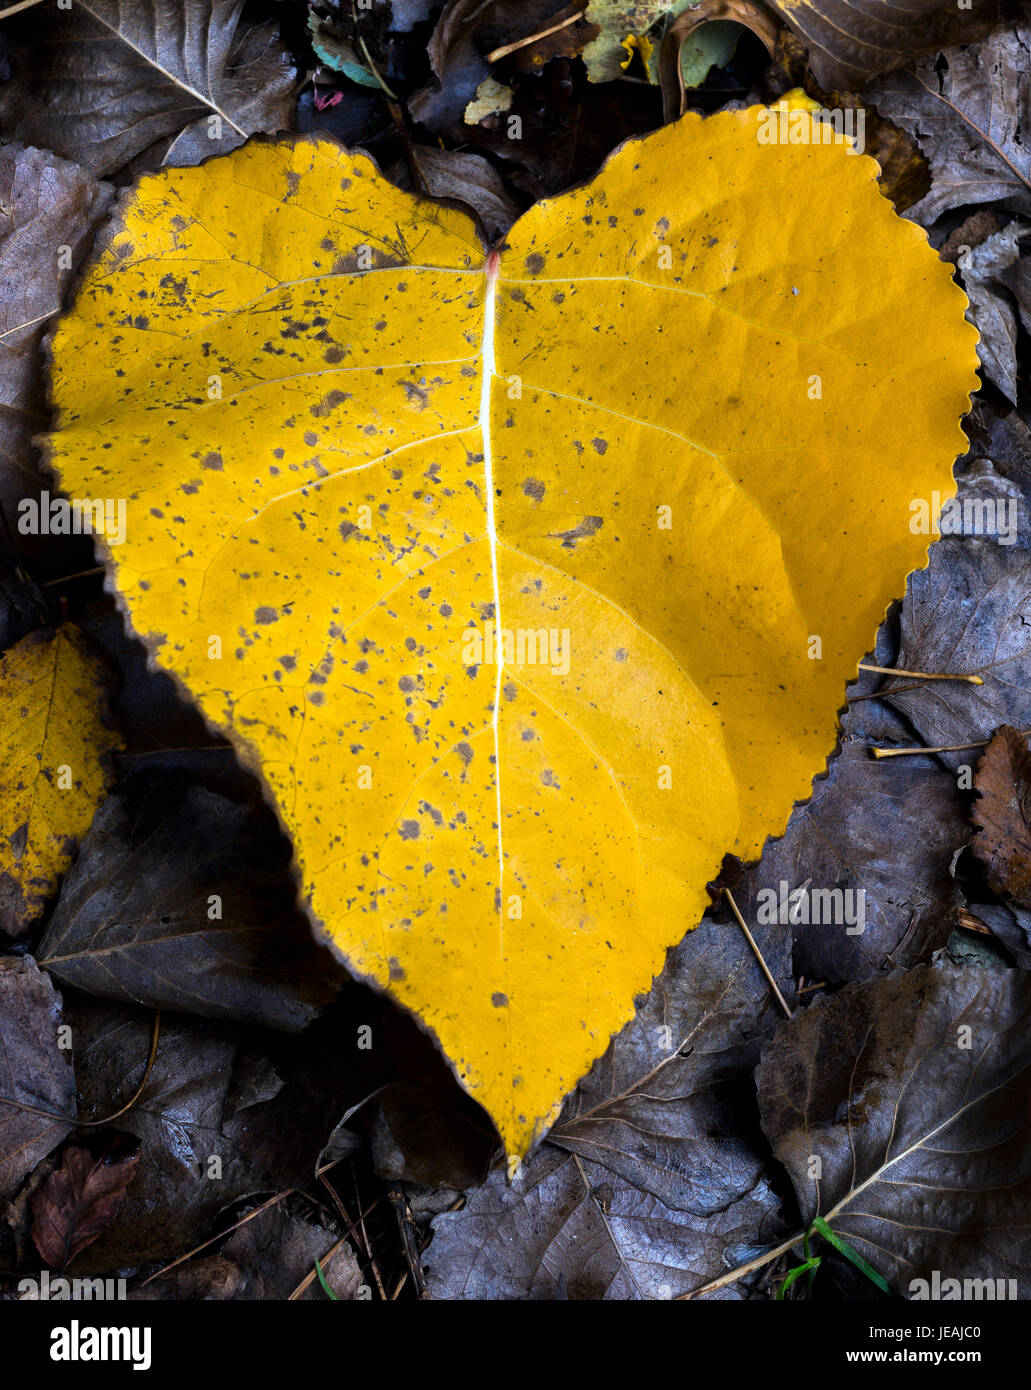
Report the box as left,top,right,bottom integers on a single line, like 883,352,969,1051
869,16,1031,224
47,113,977,1156
0,626,122,935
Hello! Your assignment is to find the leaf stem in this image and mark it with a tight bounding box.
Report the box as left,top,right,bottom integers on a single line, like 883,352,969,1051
722,888,793,1019
858,663,982,685
0,1010,160,1128
871,730,1031,759
486,10,586,64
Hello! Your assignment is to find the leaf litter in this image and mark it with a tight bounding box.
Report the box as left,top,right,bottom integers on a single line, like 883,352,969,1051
1,0,1031,1303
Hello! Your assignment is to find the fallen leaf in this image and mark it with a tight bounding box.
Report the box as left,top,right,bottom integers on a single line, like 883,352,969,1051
958,221,1022,402
64,999,342,1270
938,209,1004,263
971,725,1031,907
886,532,1031,773
30,1143,139,1270
765,0,995,91
0,565,46,655
548,908,792,1213
868,16,1031,225
38,773,346,1031
583,0,701,83
733,742,966,984
309,9,384,90
387,148,522,243
464,75,515,124
46,115,977,1157
964,902,1031,969
131,1202,364,1300
409,0,591,130
757,964,1031,1294
0,626,122,936
0,145,112,568
0,957,75,1205
659,0,777,118
997,241,1031,337
0,0,295,177
426,1144,789,1298
361,1075,496,1190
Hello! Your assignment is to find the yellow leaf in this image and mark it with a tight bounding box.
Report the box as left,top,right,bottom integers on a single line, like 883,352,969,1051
619,33,654,72
0,625,122,934
45,111,978,1157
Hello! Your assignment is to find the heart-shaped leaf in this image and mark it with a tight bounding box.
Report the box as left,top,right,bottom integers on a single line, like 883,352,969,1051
46,111,977,1155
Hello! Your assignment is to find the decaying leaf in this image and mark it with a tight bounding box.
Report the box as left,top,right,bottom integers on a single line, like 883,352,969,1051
733,742,965,984
958,221,1022,403
387,148,522,244
64,998,347,1269
0,145,112,568
583,0,704,83
659,1,778,119
38,774,346,1031
887,529,1031,772
971,725,1031,907
47,114,977,1157
0,0,296,177
548,909,792,1213
869,16,1031,225
132,1202,364,1300
765,0,995,91
30,1143,139,1270
757,965,1031,1293
0,626,122,935
409,0,592,130
427,1143,789,1298
0,957,75,1204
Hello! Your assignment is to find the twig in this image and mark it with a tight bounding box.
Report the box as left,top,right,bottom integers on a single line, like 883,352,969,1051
288,1234,353,1300
0,1011,160,1128
857,662,982,685
870,730,1031,759
388,1184,426,1297
0,0,45,20
41,567,105,587
956,907,993,937
486,9,585,64
678,1229,806,1299
354,1167,387,1299
351,1,399,100
137,1188,295,1288
722,889,793,1019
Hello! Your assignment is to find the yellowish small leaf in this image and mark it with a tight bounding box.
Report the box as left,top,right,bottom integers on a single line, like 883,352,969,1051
0,625,122,934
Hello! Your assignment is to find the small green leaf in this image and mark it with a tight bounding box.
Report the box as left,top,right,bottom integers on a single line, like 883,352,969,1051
314,1255,340,1301
776,1255,821,1300
811,1216,891,1294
